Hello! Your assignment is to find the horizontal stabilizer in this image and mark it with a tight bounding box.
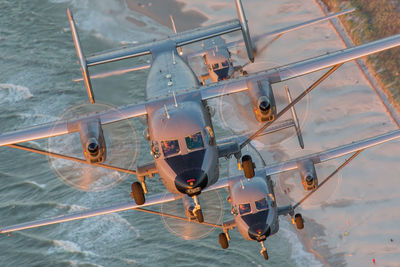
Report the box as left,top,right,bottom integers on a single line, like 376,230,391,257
227,8,355,49
73,63,151,82
86,20,242,66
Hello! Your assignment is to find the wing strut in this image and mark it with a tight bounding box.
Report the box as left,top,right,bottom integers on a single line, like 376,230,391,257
135,208,223,228
6,144,137,175
67,9,95,104
293,149,363,209
285,85,304,149
240,63,343,149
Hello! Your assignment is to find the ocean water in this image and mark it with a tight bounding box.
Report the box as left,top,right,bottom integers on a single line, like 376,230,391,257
0,0,322,266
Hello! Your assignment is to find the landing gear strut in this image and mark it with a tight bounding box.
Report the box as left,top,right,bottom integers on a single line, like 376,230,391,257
260,241,268,260
192,195,204,223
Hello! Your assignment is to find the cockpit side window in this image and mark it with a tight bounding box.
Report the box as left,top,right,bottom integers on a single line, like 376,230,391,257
185,132,204,151
255,198,268,210
238,203,251,215
212,63,219,70
161,139,180,157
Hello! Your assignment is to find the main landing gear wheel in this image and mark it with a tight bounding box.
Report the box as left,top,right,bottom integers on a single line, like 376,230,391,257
242,155,255,178
194,208,204,223
131,182,145,205
295,213,304,230
218,233,229,249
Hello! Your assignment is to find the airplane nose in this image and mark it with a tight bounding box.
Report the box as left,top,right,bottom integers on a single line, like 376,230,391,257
248,223,270,241
174,169,208,196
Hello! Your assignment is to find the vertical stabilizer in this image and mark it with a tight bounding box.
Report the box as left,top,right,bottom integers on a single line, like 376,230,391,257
67,9,95,104
235,0,254,62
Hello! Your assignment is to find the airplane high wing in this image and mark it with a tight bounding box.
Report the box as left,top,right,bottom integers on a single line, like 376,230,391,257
2,129,399,234
0,102,147,146
0,33,399,149
200,33,400,100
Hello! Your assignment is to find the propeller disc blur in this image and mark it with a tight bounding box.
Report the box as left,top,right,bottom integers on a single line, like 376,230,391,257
216,59,310,150
160,190,224,240
47,102,139,192
276,149,343,207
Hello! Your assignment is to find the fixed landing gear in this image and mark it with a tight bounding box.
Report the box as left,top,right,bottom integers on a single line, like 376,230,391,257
219,233,229,249
192,195,204,223
131,182,145,205
260,241,268,260
242,155,255,178
295,213,304,230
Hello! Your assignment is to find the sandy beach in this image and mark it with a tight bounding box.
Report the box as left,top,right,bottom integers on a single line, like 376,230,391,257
125,0,400,265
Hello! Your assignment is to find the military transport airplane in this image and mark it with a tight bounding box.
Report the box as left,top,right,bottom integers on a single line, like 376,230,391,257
1,0,400,260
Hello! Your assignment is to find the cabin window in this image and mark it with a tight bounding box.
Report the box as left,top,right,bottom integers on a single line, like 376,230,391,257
255,198,268,210
238,203,251,215
221,60,229,67
161,139,180,157
185,132,204,150
212,63,219,70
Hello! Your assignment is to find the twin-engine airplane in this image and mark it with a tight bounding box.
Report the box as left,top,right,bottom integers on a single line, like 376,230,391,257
1,0,400,260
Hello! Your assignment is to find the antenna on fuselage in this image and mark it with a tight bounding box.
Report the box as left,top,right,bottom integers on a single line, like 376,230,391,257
172,50,176,65
164,104,170,119
240,179,245,189
172,91,178,108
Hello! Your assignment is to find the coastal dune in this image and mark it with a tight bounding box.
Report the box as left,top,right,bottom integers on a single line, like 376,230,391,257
127,0,400,265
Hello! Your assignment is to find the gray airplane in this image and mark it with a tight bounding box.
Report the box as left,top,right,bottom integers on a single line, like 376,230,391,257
1,0,400,260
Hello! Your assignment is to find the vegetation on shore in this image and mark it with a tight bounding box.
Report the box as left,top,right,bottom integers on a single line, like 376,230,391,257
321,0,400,103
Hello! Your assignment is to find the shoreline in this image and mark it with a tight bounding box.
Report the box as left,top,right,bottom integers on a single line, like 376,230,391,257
126,0,400,266
314,0,400,128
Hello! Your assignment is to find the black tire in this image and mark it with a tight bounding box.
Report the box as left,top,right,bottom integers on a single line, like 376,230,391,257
218,233,229,249
242,155,255,178
262,250,269,260
131,182,145,205
295,213,304,230
194,208,204,223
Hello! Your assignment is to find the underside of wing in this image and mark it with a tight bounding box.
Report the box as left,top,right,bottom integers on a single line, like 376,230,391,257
0,192,182,234
263,130,400,176
0,102,147,147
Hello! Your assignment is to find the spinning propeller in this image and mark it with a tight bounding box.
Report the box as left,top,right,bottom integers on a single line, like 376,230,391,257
47,103,139,191
215,59,310,149
159,189,224,240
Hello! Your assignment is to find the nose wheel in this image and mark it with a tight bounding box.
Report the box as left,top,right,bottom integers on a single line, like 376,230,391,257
260,241,268,260
192,195,204,223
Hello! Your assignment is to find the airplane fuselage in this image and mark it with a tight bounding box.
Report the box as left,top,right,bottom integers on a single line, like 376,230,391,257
228,172,279,241
145,49,219,196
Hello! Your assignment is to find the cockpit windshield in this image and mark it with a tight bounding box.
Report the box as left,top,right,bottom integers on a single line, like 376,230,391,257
255,198,268,211
221,60,229,67
161,139,180,157
185,132,204,150
239,203,251,215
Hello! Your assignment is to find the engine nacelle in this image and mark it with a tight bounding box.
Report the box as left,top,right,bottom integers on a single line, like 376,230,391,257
297,159,318,191
246,79,276,122
79,119,106,163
